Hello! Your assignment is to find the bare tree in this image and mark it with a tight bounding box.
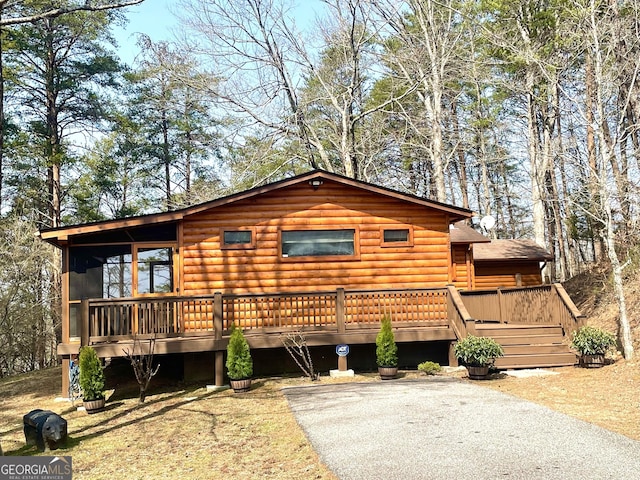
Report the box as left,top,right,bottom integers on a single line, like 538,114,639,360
0,0,145,26
281,331,317,381
0,215,58,376
579,0,638,360
123,336,160,402
176,0,413,179
370,0,467,202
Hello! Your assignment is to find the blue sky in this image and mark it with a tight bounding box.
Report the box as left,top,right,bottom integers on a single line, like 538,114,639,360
113,0,325,65
112,0,178,64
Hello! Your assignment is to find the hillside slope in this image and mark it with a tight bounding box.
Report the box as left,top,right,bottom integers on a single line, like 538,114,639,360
563,264,640,352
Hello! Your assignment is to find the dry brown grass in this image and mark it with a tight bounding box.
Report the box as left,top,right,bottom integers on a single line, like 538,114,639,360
0,368,338,480
485,360,640,441
2,360,639,480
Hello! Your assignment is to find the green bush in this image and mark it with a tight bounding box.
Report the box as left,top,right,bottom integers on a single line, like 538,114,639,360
418,361,442,375
571,326,616,355
376,316,398,367
226,325,253,380
78,346,105,401
454,335,504,367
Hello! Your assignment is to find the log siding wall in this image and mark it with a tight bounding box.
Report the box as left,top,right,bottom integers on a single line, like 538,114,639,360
181,181,451,297
474,261,543,289
451,244,472,289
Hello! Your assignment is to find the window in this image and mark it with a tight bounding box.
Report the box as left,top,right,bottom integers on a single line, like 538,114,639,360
221,228,255,250
281,229,357,258
380,227,413,247
136,247,174,294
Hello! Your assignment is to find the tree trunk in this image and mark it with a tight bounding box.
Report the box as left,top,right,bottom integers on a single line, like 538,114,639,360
589,4,634,359
0,10,4,215
584,54,603,262
450,100,469,211
45,19,61,228
526,71,547,253
161,106,171,210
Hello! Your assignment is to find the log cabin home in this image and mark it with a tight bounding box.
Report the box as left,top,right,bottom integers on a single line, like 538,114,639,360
39,170,584,395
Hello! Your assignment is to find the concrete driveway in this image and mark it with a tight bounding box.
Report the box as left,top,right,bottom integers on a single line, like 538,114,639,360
283,377,640,480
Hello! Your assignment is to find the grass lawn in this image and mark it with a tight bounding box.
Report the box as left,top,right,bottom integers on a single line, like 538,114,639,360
1,360,639,479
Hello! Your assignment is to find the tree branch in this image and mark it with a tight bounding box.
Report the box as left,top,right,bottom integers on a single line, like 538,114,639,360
0,0,145,26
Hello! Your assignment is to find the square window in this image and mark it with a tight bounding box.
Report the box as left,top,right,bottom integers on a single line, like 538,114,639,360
381,227,413,247
221,228,256,250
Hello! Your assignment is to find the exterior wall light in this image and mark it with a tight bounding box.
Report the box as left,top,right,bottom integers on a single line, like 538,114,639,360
309,179,323,190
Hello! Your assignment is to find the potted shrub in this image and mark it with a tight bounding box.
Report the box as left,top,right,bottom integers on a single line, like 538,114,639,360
78,346,106,413
226,325,253,392
454,335,504,380
376,316,398,380
571,326,615,368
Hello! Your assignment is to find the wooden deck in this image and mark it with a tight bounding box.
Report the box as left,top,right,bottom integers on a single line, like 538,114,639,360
60,287,456,356
58,284,584,372
57,283,584,395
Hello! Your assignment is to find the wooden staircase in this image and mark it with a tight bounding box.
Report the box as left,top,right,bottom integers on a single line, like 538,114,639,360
474,322,578,369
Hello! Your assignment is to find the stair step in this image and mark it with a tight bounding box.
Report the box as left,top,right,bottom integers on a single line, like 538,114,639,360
490,334,566,346
470,321,577,369
494,352,578,369
476,325,564,338
502,344,573,355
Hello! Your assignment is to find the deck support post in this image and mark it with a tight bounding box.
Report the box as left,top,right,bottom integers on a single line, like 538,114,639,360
497,289,505,323
336,288,346,334
215,351,224,387
448,342,459,367
80,299,89,347
213,292,224,386
466,320,477,335
61,357,70,398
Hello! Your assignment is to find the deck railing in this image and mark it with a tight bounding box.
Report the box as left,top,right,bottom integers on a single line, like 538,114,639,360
459,283,585,335
80,283,584,346
81,287,451,344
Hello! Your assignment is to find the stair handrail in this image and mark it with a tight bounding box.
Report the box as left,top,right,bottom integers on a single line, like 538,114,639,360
446,285,474,340
552,283,586,333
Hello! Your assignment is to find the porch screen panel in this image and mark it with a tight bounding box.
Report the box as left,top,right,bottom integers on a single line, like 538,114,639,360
69,245,132,341
69,245,132,300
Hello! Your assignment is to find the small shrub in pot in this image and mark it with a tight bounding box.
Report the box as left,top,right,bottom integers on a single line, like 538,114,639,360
226,325,253,391
454,335,504,380
376,316,398,379
571,326,615,368
78,346,106,412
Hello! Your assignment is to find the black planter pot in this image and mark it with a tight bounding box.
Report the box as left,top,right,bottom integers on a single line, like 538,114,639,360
230,378,252,393
378,366,398,380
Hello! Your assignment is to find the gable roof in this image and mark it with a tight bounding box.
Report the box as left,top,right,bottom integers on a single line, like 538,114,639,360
449,222,491,244
474,240,554,262
40,169,473,246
